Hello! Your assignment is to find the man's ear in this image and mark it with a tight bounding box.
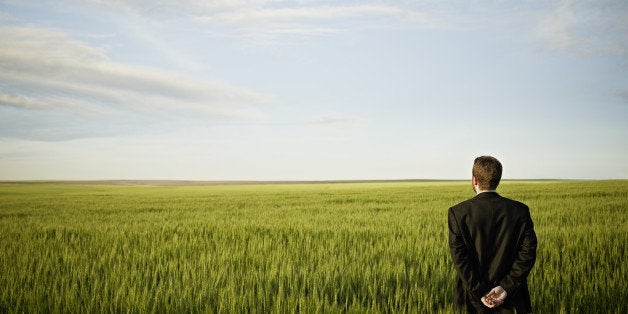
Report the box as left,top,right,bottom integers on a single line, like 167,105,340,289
472,176,477,185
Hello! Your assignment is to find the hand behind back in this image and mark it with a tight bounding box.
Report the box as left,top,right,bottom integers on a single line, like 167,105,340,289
481,286,507,308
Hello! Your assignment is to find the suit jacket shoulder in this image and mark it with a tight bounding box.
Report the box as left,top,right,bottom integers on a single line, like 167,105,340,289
450,192,529,216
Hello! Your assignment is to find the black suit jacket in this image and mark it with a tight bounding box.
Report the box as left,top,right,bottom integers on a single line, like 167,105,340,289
448,192,537,312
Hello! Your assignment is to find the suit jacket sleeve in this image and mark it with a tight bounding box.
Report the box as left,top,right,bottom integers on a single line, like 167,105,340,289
499,209,537,294
448,207,489,300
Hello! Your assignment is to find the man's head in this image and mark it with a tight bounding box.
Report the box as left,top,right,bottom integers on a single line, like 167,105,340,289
472,156,502,192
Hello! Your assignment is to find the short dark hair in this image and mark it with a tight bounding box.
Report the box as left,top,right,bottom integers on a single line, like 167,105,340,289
473,156,502,190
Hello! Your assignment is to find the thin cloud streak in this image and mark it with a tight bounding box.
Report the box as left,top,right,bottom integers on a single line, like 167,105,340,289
0,93,55,111
196,5,437,24
73,0,445,38
309,113,365,126
194,4,443,38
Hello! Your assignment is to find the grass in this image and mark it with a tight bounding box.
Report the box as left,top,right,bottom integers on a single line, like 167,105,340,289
0,180,626,312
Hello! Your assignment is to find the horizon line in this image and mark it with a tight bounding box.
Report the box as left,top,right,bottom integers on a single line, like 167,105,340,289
0,178,619,186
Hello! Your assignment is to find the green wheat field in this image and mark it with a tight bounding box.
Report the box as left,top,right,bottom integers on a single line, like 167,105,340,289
1,180,626,313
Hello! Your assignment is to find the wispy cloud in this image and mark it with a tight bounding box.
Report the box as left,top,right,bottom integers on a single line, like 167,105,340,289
0,12,13,21
72,0,444,40
533,0,628,56
60,0,628,57
0,25,271,119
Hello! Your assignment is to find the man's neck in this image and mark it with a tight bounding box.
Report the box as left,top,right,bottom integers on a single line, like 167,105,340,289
475,189,497,195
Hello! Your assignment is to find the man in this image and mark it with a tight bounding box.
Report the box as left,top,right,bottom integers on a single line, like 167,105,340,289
448,156,537,313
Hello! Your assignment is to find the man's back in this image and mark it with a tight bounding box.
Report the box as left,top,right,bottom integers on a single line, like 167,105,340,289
449,192,537,312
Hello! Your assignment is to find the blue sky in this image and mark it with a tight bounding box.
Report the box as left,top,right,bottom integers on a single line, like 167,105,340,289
0,0,627,180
